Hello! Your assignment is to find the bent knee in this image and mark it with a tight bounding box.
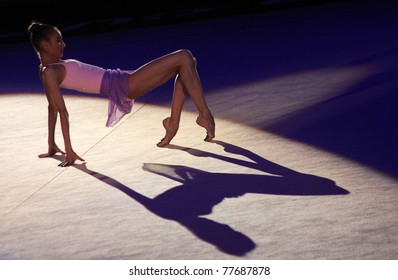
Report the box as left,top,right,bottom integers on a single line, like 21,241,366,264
176,49,197,66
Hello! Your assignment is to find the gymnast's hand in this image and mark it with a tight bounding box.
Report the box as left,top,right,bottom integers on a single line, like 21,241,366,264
59,150,85,167
38,143,65,158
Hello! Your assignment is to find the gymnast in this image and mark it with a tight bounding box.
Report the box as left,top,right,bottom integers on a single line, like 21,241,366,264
27,21,215,167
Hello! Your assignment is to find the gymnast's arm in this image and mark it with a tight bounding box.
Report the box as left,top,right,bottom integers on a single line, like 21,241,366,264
40,66,84,166
38,66,64,158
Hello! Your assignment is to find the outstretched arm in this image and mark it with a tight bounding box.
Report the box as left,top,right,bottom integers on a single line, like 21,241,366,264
38,66,64,158
41,67,84,166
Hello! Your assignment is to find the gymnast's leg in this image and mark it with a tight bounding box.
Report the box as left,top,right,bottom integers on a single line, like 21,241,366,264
157,75,187,147
127,49,215,144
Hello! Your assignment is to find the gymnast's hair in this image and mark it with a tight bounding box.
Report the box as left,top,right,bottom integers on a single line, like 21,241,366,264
27,21,56,53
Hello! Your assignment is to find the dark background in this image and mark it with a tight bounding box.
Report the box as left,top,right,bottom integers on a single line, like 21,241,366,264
1,0,359,44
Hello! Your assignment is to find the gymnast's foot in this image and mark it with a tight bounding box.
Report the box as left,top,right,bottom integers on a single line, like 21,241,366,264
157,117,179,147
196,114,215,142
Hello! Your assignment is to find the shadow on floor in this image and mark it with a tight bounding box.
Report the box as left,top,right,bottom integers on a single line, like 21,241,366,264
267,68,398,179
56,140,349,256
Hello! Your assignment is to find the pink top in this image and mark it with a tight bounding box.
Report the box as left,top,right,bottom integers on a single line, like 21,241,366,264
59,59,106,93
42,59,133,127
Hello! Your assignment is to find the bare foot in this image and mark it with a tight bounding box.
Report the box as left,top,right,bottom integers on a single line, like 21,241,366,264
157,117,179,147
196,114,215,142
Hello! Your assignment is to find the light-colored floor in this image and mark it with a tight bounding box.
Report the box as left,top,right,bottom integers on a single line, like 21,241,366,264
1,1,398,260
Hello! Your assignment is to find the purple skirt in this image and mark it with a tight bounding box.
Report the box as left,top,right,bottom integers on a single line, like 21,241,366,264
100,69,134,127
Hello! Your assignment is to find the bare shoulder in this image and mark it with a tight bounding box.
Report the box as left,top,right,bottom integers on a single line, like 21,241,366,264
40,64,65,85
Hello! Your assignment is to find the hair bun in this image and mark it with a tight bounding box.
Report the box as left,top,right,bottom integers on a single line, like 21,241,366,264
28,21,43,34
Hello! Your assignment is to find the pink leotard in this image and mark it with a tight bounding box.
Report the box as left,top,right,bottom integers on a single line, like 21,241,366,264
59,59,106,93
42,59,133,127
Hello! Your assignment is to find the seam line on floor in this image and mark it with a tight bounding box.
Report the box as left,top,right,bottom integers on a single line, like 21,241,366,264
6,92,159,216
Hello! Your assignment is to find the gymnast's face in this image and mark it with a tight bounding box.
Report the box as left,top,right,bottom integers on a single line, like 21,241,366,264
42,28,66,59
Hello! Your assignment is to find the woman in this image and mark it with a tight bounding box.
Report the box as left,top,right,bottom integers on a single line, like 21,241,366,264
28,21,215,167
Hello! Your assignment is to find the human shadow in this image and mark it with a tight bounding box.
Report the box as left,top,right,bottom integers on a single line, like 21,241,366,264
62,140,348,256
